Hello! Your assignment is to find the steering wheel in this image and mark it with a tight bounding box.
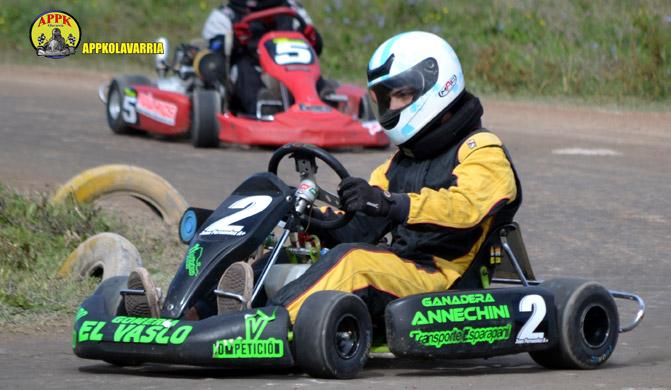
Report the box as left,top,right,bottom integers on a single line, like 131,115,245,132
268,143,354,230
234,6,309,45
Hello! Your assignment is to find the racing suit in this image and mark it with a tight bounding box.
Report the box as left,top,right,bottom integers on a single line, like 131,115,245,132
269,91,522,323
202,0,322,115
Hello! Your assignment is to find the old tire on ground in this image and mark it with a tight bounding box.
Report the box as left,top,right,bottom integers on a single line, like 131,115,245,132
530,278,619,369
106,75,151,134
191,89,220,148
57,232,142,280
50,164,189,226
294,291,372,379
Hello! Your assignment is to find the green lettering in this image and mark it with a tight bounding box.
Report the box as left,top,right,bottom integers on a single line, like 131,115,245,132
492,305,510,319
114,324,133,341
155,326,171,344
427,310,442,324
78,320,96,342
412,311,428,326
89,321,105,341
169,326,193,345
75,307,88,323
123,325,145,343
452,307,464,322
140,325,161,343
475,305,488,319
464,306,477,321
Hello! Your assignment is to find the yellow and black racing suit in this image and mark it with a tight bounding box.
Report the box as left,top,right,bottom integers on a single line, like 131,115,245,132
270,92,522,323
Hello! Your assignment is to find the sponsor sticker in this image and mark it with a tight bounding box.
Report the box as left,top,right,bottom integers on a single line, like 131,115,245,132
30,10,81,59
136,92,178,126
212,310,284,359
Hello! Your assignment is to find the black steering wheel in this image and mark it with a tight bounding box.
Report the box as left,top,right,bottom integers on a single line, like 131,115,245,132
268,143,354,229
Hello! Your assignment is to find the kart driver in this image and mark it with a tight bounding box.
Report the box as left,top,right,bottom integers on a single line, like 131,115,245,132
201,0,324,115
264,31,523,323
125,31,522,324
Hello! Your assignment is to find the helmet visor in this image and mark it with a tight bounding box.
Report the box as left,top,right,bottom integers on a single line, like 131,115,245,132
368,57,438,129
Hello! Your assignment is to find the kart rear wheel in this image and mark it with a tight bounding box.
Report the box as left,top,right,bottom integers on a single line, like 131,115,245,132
529,278,619,369
294,291,372,379
107,75,151,134
191,89,220,148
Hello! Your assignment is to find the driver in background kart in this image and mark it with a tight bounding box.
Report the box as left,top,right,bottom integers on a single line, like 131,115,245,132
202,0,324,115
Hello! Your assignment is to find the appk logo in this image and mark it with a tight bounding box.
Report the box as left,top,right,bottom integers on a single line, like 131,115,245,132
30,10,81,59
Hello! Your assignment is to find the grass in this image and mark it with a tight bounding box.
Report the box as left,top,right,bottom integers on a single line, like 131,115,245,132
1,0,669,105
0,184,182,330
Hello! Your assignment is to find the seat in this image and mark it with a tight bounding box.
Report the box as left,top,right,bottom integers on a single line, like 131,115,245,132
450,222,536,290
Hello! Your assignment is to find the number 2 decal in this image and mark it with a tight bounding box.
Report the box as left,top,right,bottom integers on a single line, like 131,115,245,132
200,195,272,237
516,294,549,344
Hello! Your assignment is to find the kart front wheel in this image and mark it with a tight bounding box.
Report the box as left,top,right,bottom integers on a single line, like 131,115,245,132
294,291,372,379
530,278,619,369
191,89,220,148
107,75,151,134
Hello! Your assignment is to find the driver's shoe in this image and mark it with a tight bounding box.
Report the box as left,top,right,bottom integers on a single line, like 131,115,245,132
125,267,161,318
217,261,253,315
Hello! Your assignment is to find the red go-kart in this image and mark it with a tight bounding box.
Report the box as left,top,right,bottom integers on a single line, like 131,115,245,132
99,7,388,149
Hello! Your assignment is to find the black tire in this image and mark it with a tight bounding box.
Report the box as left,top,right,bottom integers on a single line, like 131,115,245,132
294,291,372,379
530,278,619,369
106,75,151,134
191,89,220,148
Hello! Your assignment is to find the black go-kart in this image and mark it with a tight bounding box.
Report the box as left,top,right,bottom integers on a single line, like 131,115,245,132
72,143,645,379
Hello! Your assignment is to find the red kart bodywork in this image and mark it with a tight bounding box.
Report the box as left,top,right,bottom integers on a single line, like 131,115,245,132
218,31,387,148
129,86,191,136
109,6,388,149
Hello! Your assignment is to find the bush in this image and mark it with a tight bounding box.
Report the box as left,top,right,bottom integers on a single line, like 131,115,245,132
3,0,669,102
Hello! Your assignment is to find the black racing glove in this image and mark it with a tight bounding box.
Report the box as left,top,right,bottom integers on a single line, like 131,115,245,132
337,177,409,222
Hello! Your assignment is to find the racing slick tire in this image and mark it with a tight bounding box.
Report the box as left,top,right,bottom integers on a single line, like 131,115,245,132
191,89,220,148
107,75,152,134
57,232,143,280
529,278,619,369
50,164,189,226
294,291,372,379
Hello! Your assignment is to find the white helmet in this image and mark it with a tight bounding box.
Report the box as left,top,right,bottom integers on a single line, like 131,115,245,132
367,31,465,146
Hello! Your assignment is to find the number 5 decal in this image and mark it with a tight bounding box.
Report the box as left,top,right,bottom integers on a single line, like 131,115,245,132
200,195,273,237
516,294,549,344
274,40,313,65
122,94,138,124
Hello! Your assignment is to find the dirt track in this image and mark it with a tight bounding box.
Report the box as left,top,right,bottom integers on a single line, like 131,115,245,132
0,65,670,389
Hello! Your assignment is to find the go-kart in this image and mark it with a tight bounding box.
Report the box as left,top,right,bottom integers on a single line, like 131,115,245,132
73,143,645,379
99,6,387,149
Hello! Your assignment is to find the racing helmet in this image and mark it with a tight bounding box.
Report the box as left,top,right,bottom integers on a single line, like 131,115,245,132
367,31,465,146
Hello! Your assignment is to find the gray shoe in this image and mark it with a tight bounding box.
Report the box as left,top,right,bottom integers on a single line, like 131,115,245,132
216,262,253,315
125,267,161,318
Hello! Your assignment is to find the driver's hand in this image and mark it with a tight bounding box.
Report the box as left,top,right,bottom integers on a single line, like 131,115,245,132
337,177,410,222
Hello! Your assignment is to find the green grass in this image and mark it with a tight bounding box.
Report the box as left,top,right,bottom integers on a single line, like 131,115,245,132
0,184,182,329
2,0,669,104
